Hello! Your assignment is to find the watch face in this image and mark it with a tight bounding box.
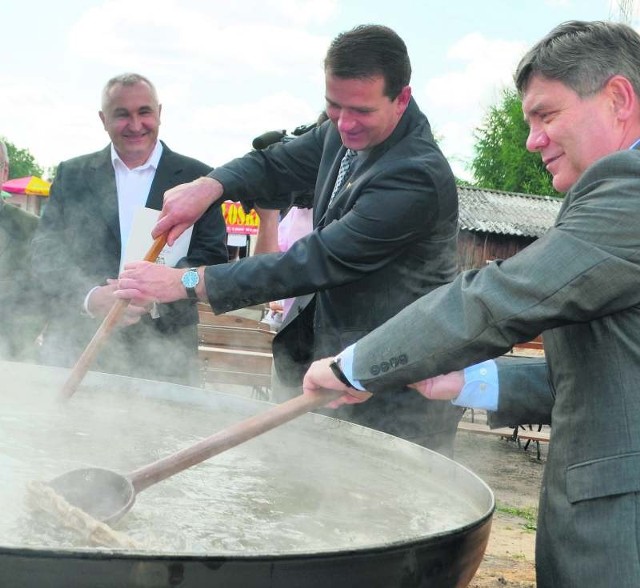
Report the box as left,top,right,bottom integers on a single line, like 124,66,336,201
182,270,199,289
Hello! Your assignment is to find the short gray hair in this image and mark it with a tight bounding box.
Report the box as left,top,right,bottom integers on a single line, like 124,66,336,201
515,20,640,99
101,73,159,111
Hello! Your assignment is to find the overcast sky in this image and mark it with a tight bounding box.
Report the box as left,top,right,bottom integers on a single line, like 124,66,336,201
3,0,635,182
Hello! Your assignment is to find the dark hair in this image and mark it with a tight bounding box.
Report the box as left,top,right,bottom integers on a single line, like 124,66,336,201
515,20,640,99
324,24,411,100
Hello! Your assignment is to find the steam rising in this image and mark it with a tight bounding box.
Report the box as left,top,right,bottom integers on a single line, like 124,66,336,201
0,361,491,555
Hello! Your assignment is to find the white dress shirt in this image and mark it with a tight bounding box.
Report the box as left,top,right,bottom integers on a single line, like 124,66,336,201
82,141,163,316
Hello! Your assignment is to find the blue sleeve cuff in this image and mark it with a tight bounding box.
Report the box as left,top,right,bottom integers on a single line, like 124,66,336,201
337,344,367,391
453,360,499,411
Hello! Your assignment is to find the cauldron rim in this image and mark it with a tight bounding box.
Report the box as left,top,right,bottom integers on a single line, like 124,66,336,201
0,503,494,560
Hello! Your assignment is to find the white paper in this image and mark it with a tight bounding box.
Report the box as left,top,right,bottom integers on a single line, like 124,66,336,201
120,207,193,273
227,233,247,247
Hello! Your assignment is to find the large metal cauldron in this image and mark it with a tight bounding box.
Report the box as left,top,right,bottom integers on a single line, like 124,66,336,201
0,360,494,588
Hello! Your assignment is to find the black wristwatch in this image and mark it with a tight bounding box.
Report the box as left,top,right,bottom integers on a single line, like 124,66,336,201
181,267,200,301
329,356,356,389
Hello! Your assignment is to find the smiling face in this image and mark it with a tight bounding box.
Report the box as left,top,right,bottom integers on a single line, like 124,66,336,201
99,81,161,169
324,72,411,151
522,74,621,193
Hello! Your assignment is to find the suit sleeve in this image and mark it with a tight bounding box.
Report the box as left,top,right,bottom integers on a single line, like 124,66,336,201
181,164,229,268
203,153,451,313
208,127,324,211
350,151,640,392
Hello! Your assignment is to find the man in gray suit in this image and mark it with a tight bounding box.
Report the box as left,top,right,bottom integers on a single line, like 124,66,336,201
0,140,47,360
31,73,228,385
116,25,464,455
303,20,640,588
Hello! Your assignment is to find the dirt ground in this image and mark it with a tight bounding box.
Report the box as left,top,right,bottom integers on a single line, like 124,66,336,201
452,412,547,587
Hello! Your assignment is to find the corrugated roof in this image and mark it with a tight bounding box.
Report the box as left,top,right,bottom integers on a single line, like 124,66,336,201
458,186,563,238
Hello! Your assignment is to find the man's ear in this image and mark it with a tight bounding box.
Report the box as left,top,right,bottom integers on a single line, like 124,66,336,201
396,85,412,115
606,75,636,121
98,110,107,130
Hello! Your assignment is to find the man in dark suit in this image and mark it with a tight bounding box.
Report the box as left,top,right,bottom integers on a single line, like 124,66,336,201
303,21,640,588
115,25,463,455
31,73,227,385
0,140,47,360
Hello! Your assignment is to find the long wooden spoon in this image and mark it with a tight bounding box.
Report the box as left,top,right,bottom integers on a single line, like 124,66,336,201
59,235,167,400
47,390,341,524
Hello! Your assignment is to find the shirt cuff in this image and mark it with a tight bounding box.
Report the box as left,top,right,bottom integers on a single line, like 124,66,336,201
82,286,100,318
453,360,499,411
337,343,367,391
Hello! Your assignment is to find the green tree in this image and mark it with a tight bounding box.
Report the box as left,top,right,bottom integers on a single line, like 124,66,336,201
1,137,44,179
471,88,559,197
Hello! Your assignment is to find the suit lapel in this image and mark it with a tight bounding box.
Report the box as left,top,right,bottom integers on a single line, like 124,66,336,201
89,147,120,245
147,143,180,211
316,147,349,227
315,99,422,229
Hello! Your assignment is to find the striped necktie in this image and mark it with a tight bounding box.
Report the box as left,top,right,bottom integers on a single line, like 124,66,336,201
328,149,357,205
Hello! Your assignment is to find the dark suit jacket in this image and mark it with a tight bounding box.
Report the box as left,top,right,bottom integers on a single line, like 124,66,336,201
487,357,553,428
351,149,640,587
0,201,46,360
31,142,228,384
201,99,463,453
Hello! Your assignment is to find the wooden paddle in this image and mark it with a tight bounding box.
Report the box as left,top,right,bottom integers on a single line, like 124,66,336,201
59,235,167,400
45,390,342,524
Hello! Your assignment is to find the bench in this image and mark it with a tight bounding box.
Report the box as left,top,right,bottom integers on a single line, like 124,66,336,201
198,324,275,351
197,304,271,330
198,345,273,388
457,420,550,459
457,421,517,439
197,310,275,398
513,335,544,351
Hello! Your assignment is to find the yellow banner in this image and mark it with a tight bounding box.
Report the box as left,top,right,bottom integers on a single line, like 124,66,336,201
221,200,260,235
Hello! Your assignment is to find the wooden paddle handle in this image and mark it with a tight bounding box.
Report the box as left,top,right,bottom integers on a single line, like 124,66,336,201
129,390,342,493
59,235,168,400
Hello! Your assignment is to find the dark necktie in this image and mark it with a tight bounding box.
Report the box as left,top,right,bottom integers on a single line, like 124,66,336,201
328,149,357,206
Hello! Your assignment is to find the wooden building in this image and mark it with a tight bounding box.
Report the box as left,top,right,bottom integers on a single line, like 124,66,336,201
457,186,562,270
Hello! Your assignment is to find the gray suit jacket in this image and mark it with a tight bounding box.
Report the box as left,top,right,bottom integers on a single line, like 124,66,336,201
351,149,640,587
0,201,46,360
201,99,464,452
31,142,228,384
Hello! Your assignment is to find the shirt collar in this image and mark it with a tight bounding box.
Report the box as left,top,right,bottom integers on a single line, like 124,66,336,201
110,140,163,171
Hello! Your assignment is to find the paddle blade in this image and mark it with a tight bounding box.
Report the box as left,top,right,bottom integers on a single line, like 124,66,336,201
48,467,136,525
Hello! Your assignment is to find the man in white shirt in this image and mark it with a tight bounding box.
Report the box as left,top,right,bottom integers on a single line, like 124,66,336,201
31,73,228,384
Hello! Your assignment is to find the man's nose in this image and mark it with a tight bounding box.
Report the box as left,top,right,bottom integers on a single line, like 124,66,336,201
526,126,548,152
128,115,143,130
337,111,356,132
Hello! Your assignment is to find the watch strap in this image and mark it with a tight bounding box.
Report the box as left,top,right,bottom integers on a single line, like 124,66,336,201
329,357,356,389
